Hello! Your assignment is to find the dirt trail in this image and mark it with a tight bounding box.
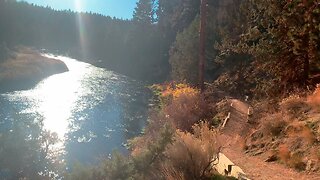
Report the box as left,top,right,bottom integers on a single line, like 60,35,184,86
218,99,320,180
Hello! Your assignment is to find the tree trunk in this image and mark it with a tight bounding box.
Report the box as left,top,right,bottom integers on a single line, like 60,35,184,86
199,0,207,92
303,55,309,84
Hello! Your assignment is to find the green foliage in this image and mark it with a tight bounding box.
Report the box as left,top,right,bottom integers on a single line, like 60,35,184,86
133,0,156,25
0,42,12,62
216,0,320,97
66,124,174,180
132,123,174,178
0,42,7,62
66,152,134,180
0,113,63,179
67,120,223,180
168,1,222,85
0,0,171,83
65,163,96,180
169,18,200,83
101,152,134,180
157,0,200,33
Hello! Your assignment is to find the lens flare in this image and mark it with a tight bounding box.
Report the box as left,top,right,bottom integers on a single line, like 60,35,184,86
74,0,87,58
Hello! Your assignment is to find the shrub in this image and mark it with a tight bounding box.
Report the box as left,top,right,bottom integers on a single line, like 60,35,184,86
280,95,311,120
262,114,288,137
68,83,220,179
99,152,134,180
278,144,290,163
0,42,11,62
70,122,220,180
285,122,316,145
150,83,199,107
150,83,211,132
132,124,175,178
162,84,211,131
0,114,63,179
65,164,97,180
278,145,306,171
162,122,220,179
307,85,320,110
164,93,209,131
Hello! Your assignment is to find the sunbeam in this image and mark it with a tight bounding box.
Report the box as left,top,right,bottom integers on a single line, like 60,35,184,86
75,0,87,59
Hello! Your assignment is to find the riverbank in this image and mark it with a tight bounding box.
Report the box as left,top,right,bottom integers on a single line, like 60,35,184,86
0,47,68,93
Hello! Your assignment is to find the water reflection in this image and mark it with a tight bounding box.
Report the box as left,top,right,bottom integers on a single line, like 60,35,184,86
31,55,89,138
0,55,149,167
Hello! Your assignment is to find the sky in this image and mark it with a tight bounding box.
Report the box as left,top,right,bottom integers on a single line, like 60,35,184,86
20,0,138,19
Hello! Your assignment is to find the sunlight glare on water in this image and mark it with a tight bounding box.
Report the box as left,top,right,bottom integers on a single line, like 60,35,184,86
1,54,149,164
35,55,90,138
9,54,97,139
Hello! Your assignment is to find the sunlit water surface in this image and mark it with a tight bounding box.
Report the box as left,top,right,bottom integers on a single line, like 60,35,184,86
0,54,150,165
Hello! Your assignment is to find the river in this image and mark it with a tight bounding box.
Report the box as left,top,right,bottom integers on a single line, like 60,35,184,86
0,54,150,167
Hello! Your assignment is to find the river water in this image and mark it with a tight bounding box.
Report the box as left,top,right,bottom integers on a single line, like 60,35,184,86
0,54,150,166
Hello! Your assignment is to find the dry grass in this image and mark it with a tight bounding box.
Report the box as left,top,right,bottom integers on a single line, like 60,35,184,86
285,121,316,145
130,120,220,179
0,48,67,80
161,122,220,179
278,144,306,171
261,113,288,137
280,95,311,120
244,88,320,172
307,85,320,111
0,47,68,92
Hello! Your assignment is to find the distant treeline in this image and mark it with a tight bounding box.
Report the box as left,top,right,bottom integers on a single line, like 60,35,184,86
0,0,221,83
0,0,174,82
1,0,319,95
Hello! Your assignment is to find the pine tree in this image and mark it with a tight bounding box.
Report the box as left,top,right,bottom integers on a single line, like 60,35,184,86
133,0,155,25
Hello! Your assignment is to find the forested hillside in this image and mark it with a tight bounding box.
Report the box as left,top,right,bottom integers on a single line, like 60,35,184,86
1,0,320,179
0,0,171,82
0,0,229,84
0,0,319,93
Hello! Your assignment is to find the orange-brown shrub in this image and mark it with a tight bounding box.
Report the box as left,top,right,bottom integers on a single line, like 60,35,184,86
278,144,306,171
151,83,211,132
164,93,210,131
278,144,290,162
280,95,311,120
307,85,320,109
261,114,288,137
161,122,220,179
130,121,220,179
285,121,316,145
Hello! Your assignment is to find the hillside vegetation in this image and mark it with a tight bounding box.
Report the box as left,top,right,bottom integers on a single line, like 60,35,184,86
0,0,319,179
244,87,320,172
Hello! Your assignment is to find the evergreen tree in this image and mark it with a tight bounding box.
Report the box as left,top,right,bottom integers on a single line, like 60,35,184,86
169,18,200,83
216,0,320,96
0,0,170,82
133,0,155,25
